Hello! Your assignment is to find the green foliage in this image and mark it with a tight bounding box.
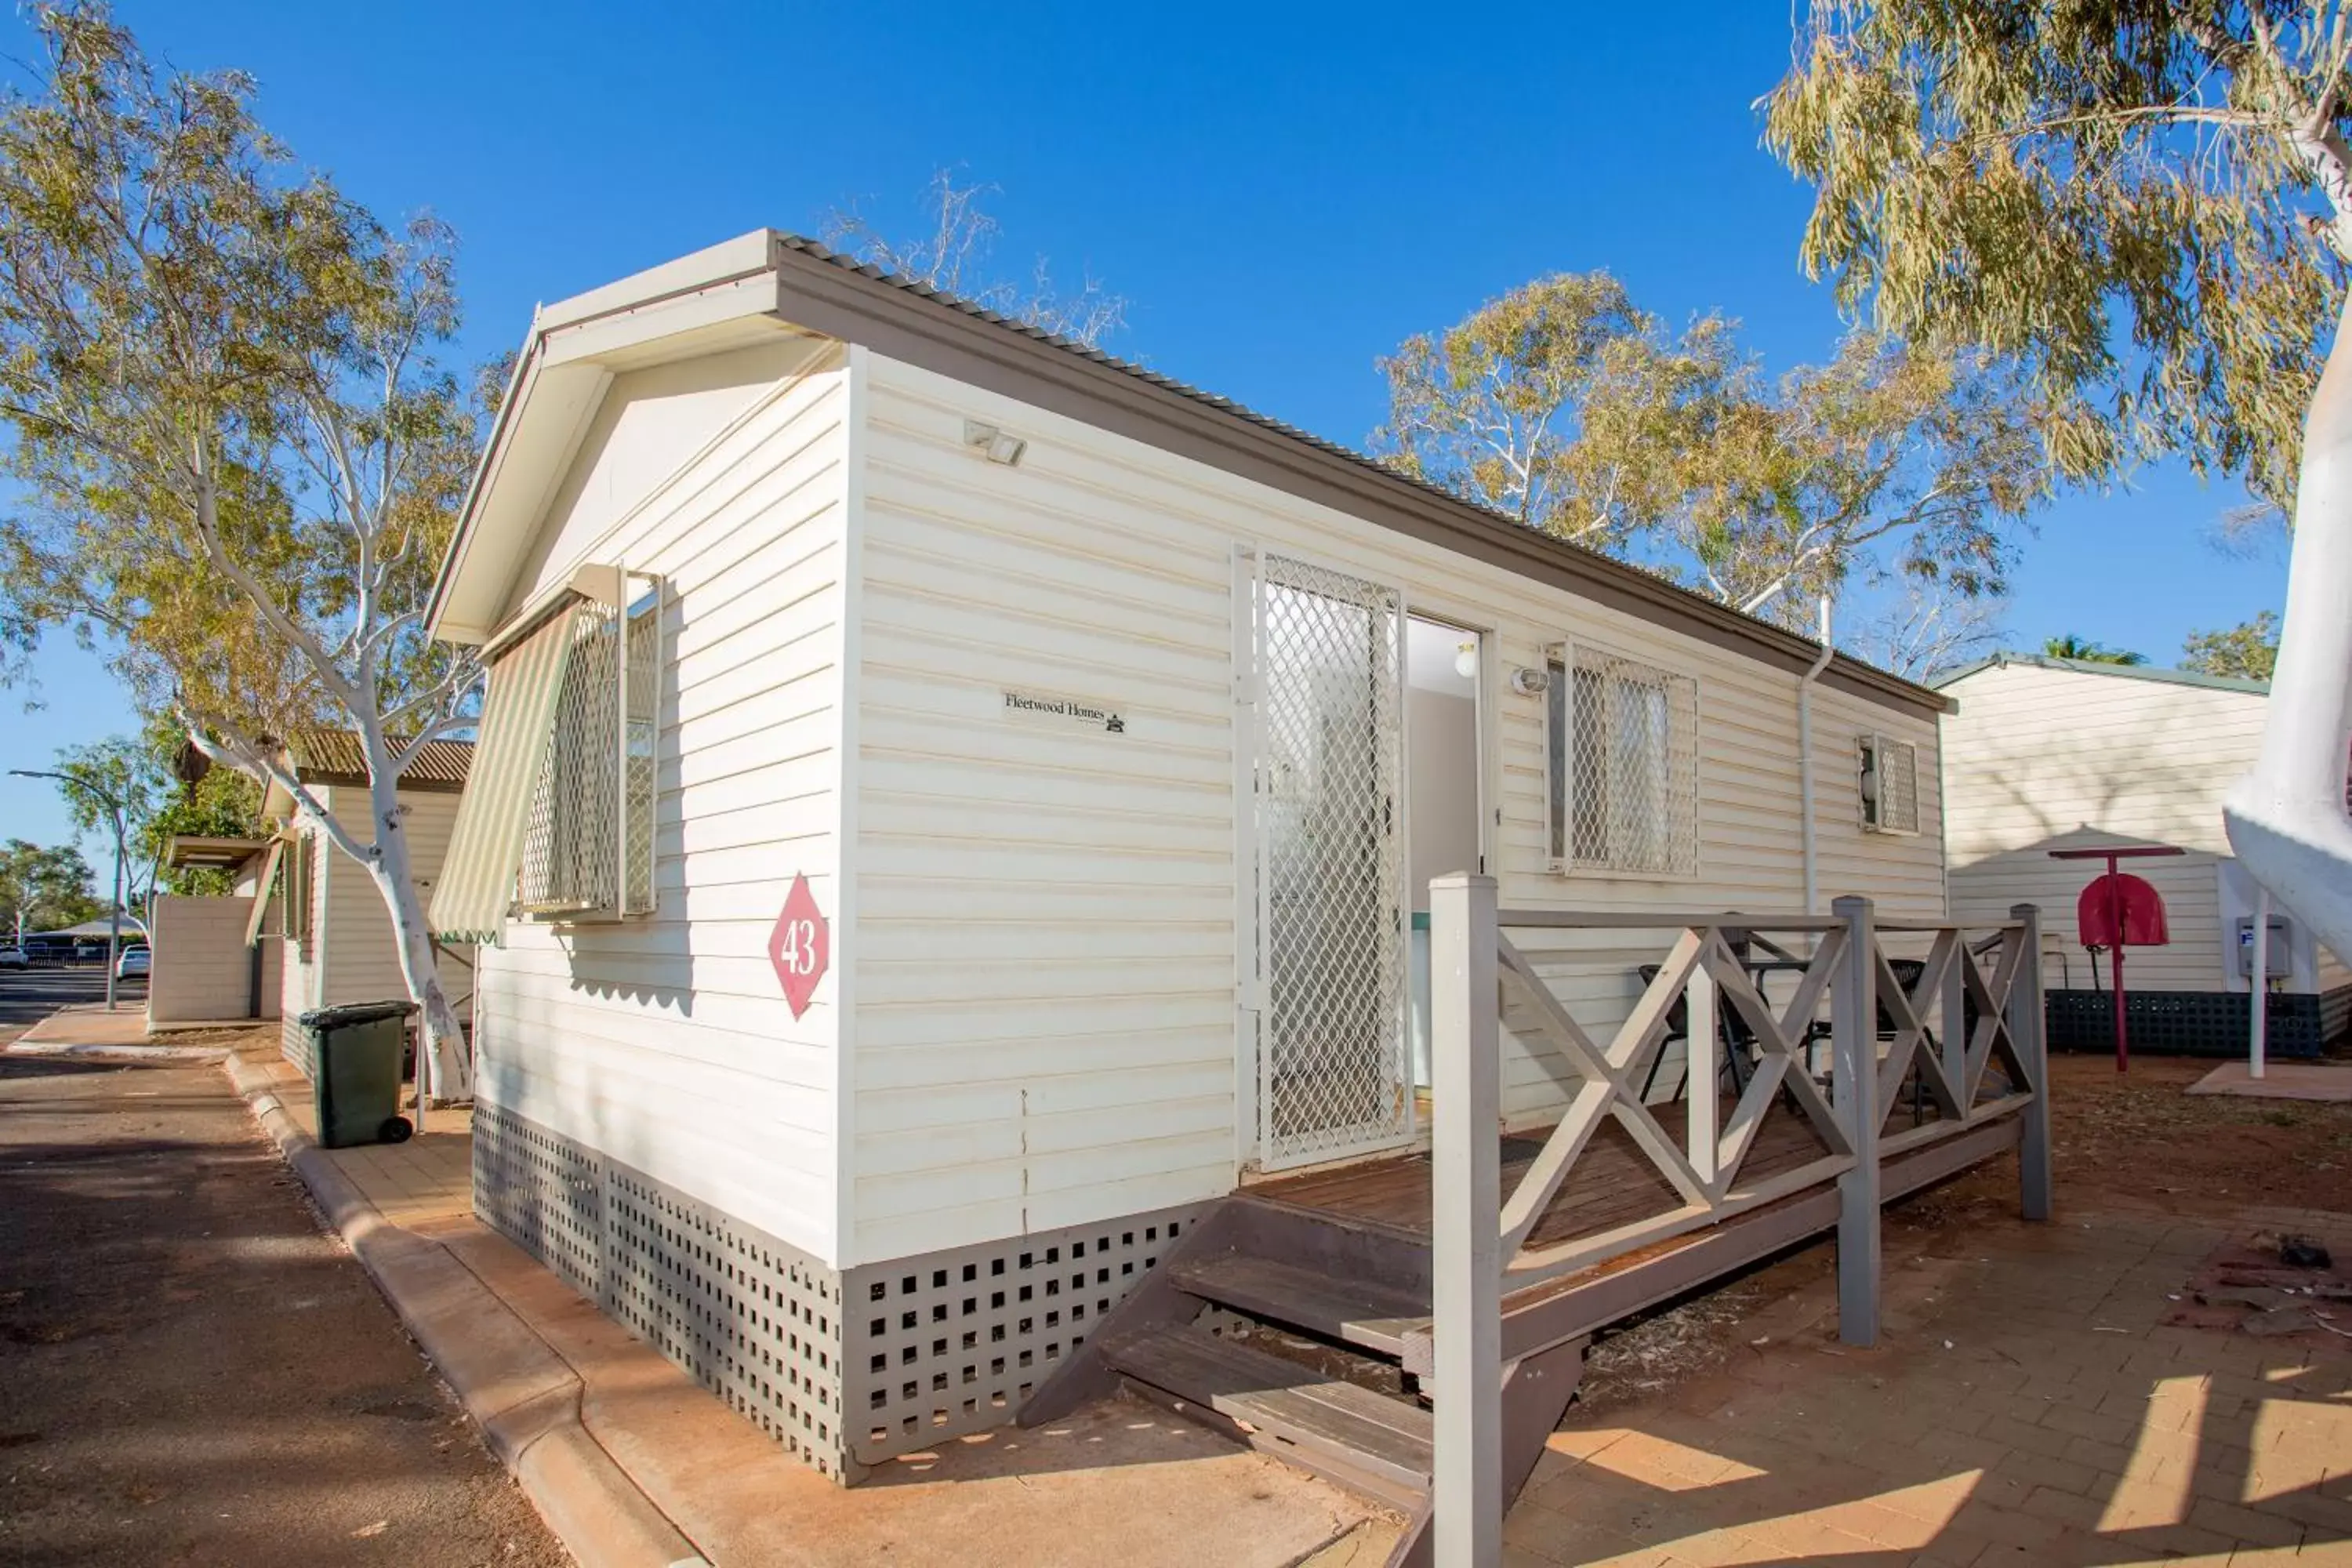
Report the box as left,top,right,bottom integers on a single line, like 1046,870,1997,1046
0,838,101,935
49,722,267,896
1374,272,2048,627
0,3,483,768
1762,2,2348,507
2182,609,2282,680
2042,633,2149,666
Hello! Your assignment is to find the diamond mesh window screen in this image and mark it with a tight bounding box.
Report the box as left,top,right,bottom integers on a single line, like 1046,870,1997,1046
1860,733,1920,834
517,575,662,920
1545,643,1698,877
1253,553,1410,1170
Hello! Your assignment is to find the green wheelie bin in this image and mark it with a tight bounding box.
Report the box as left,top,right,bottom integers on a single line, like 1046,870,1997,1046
299,1000,417,1149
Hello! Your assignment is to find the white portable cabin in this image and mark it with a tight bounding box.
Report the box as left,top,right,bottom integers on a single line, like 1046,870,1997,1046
1937,652,2351,1054
423,231,1954,1480
260,730,477,1075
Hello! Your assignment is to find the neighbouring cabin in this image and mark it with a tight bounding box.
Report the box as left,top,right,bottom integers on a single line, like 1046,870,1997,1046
422,232,2002,1495
1938,653,2352,1057
143,835,284,1027
258,730,477,1075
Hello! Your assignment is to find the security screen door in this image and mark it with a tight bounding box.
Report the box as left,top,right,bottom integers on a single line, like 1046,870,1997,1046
1251,551,1411,1171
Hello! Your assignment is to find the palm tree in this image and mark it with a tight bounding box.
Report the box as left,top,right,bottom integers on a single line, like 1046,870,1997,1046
2042,634,2147,666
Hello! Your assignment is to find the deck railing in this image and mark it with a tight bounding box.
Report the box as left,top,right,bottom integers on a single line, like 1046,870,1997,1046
1425,876,2053,1566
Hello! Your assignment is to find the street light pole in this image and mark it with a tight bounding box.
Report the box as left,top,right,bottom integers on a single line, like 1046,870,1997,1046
10,768,129,1012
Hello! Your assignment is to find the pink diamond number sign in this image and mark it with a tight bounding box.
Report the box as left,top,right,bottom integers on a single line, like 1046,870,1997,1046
768,873,829,1020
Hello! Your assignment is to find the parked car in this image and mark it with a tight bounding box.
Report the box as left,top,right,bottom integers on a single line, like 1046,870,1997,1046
114,946,150,981
0,946,24,970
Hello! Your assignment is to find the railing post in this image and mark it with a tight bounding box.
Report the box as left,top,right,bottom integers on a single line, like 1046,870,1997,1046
1430,872,1501,1568
1831,895,1880,1348
2010,903,2053,1221
1685,952,1719,1191
1940,930,1968,1114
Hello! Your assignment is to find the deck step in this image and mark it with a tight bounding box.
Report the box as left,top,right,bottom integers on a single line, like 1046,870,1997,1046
1099,1322,1432,1508
1166,1254,1428,1357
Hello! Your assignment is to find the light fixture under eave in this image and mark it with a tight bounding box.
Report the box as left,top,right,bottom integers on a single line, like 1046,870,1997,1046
1509,666,1550,696
1454,639,1479,681
963,419,1027,466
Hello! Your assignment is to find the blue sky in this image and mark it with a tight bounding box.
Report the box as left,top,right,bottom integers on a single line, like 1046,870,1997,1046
0,1,2288,855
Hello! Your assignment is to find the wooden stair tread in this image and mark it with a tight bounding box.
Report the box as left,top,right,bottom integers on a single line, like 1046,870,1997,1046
1099,1323,1432,1486
1166,1254,1428,1355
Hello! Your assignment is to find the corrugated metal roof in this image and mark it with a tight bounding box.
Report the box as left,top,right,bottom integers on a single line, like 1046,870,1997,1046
1932,652,2270,697
287,728,475,791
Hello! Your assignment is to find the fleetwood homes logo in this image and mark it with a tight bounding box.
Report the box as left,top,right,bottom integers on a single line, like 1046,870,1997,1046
1002,688,1127,735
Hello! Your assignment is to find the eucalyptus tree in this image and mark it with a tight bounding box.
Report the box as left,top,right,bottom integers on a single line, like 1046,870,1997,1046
1659,331,2043,622
1375,274,2045,633
1766,0,2352,958
1374,271,1719,549
825,168,1128,348
2183,612,2284,681
0,6,481,1095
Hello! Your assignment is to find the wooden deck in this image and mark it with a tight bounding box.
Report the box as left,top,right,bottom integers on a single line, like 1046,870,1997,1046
1250,1104,1849,1254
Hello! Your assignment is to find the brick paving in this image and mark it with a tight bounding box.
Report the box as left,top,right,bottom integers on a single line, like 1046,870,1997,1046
1504,1207,2352,1566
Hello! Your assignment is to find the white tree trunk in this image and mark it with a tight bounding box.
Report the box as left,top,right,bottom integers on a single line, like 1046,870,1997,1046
358,735,473,1102
2224,289,2352,964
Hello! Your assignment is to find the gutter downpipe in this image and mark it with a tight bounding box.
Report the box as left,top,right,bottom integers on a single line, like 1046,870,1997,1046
1799,596,1835,918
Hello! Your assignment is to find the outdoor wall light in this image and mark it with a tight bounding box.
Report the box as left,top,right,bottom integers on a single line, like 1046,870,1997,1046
1454,639,1479,681
963,419,1027,466
1509,665,1550,696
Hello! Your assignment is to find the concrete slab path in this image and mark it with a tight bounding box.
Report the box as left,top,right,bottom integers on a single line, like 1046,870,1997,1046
223,1038,1383,1568
2189,1059,2352,1102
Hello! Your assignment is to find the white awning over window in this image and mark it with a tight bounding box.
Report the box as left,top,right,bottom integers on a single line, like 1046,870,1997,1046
430,610,579,945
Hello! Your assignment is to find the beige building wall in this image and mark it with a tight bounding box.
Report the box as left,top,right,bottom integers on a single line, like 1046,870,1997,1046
466,337,852,1266
147,894,277,1023
1940,658,2347,993
840,350,1951,1265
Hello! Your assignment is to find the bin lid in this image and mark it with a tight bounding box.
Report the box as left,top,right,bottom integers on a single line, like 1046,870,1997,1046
297,999,419,1030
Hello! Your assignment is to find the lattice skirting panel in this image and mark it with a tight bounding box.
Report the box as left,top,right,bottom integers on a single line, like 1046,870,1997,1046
471,1103,853,1479
2045,987,2343,1058
839,1203,1207,1468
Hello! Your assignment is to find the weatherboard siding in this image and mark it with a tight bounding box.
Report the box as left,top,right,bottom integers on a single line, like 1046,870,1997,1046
469,343,851,1265
316,786,474,1011
842,351,1946,1265
1939,659,2345,993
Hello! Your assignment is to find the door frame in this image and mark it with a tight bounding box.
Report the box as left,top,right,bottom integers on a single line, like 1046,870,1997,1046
1232,540,1443,1174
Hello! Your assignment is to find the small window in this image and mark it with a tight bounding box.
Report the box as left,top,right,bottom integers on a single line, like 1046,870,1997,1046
516,578,662,920
1859,733,1920,834
1545,642,1698,877
281,833,314,952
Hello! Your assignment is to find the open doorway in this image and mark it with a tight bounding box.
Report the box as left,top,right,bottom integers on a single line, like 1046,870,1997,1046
1406,615,1485,1091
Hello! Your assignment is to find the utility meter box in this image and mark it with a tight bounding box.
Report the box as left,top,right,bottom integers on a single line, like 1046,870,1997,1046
2233,913,2295,979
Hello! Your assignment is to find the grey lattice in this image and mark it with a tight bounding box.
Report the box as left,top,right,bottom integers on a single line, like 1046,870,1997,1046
1862,734,1921,835
840,1204,1205,1465
519,601,622,916
1547,644,1698,876
472,1105,851,1479
1255,553,1410,1169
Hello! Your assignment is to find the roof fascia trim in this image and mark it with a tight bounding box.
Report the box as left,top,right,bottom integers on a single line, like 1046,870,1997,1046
764,243,1947,717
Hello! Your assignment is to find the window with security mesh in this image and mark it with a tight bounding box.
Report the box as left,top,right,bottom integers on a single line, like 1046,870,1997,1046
1544,643,1698,877
1858,733,1920,835
517,579,661,920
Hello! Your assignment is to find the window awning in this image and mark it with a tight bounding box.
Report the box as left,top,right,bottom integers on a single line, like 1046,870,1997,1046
430,610,579,945
241,837,286,948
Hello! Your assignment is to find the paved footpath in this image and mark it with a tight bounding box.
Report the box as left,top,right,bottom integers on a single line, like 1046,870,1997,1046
1504,1203,2352,1566
0,1053,568,1567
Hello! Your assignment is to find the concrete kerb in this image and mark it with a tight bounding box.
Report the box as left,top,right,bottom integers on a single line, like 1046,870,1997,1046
221,1053,708,1568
